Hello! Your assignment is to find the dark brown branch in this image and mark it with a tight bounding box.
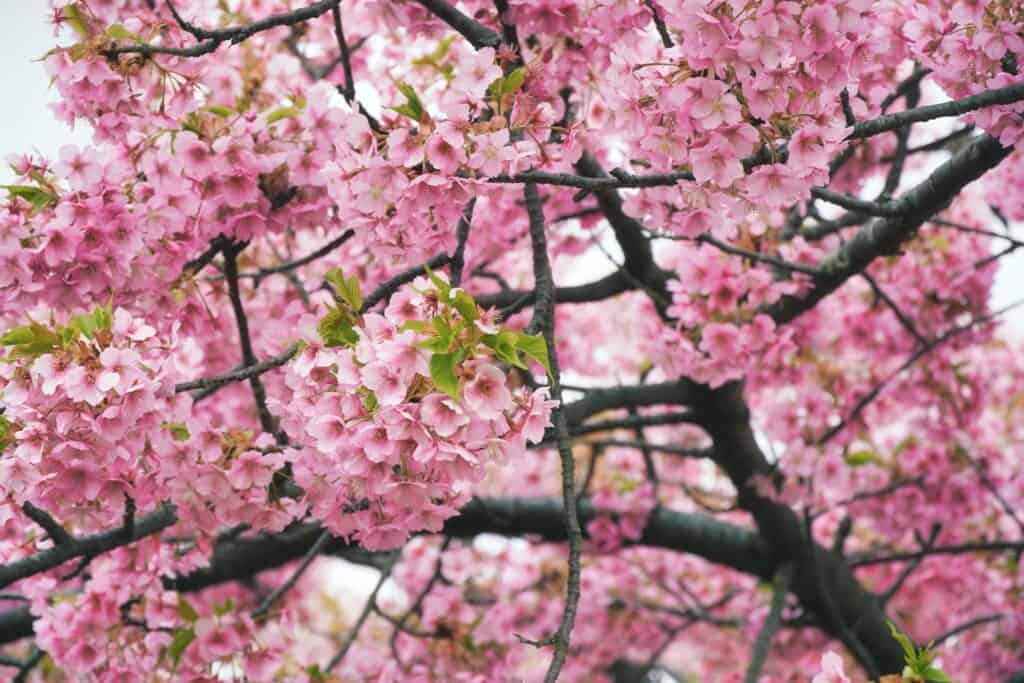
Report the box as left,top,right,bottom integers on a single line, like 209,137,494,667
222,243,283,440
744,563,794,683
643,0,674,48
0,503,177,591
175,343,299,396
523,182,582,682
107,0,342,58
768,134,1012,326
21,503,72,547
413,0,501,49
330,5,356,102
810,187,902,217
849,83,1024,140
359,253,452,313
851,540,1024,567
449,198,476,288
245,230,354,283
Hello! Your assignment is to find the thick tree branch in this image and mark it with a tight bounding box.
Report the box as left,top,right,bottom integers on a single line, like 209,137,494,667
849,83,1024,140
768,134,1012,325
413,0,501,49
0,503,177,591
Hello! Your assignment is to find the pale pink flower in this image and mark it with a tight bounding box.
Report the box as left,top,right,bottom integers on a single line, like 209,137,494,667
464,364,512,419
421,393,470,437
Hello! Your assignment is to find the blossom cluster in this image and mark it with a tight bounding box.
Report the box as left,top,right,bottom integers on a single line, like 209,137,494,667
275,272,555,550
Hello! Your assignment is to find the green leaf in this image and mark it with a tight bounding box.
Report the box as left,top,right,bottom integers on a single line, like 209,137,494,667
0,321,62,359
213,598,235,617
416,316,456,353
888,622,916,660
362,389,379,415
3,185,58,211
176,598,199,623
844,450,877,467
400,320,432,334
450,289,478,322
430,353,460,399
305,664,327,682
921,667,953,682
324,268,362,310
203,104,235,117
266,105,301,124
161,421,191,442
0,414,15,452
412,35,457,69
513,332,552,377
62,3,91,38
167,627,195,667
423,263,450,300
482,331,524,369
487,66,527,99
105,23,142,42
318,306,359,348
389,82,425,122
69,303,113,339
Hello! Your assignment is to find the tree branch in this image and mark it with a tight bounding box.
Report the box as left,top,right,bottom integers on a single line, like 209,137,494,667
413,0,501,49
107,0,343,58
523,182,583,681
768,134,1012,325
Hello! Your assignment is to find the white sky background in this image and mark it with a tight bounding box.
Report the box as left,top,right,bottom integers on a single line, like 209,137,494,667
0,1,1021,320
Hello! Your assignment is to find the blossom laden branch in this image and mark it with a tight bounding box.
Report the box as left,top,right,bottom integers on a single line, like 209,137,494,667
106,0,343,58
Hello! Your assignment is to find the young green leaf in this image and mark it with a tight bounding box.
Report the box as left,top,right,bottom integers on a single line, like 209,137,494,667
513,332,552,377
430,352,460,399
167,627,195,667
318,306,359,348
176,598,199,623
450,289,478,322
0,321,63,359
390,82,426,122
3,184,58,211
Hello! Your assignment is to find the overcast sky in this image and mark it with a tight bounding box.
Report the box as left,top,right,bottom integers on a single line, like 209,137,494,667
1,3,1021,330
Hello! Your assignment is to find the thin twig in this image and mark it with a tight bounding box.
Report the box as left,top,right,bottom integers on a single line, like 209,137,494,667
324,560,395,672
359,253,452,313
818,298,1024,444
449,198,476,288
643,0,674,48
222,242,282,441
879,523,940,605
245,230,355,283
107,0,342,58
929,613,1004,647
252,530,330,619
744,563,794,683
330,5,356,102
860,272,928,347
175,343,300,397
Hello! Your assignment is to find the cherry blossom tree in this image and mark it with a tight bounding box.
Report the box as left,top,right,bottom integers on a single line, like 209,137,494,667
1,1,1024,681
